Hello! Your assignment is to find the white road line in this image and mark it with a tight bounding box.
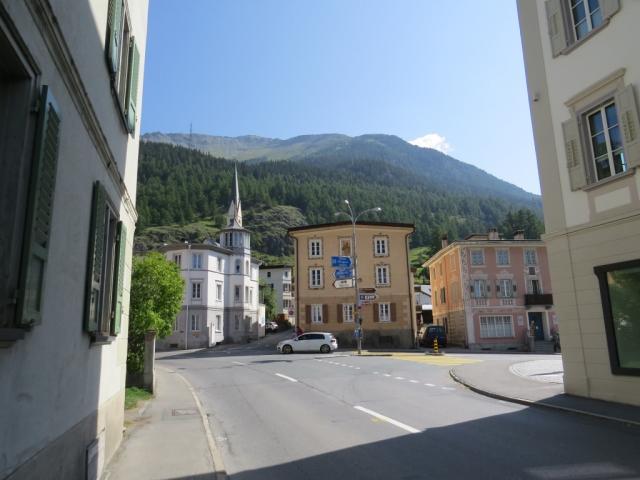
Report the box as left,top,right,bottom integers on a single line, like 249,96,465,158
441,387,455,391
383,374,391,377
232,361,245,365
410,380,419,384
354,406,420,434
424,383,435,387
395,377,405,380
275,373,298,383
373,371,379,375
354,367,361,370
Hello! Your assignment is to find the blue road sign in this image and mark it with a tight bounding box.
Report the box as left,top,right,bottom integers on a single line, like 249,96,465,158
335,268,353,280
331,256,352,268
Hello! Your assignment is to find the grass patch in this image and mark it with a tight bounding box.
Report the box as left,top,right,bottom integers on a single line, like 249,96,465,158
125,387,152,410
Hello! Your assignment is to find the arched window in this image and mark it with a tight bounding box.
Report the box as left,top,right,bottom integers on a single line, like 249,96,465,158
235,259,241,273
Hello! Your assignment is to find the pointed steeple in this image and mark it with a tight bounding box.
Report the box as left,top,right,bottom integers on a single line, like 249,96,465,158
226,164,243,228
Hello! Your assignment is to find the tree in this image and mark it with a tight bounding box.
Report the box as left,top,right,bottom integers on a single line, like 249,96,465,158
259,280,277,321
128,253,184,374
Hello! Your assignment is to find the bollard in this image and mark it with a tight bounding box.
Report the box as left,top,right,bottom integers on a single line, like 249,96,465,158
433,337,439,354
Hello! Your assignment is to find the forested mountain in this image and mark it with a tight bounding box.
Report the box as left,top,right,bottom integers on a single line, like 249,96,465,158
142,132,540,206
136,142,543,257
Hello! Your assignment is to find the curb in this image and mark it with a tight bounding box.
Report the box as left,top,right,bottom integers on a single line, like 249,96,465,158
449,369,640,428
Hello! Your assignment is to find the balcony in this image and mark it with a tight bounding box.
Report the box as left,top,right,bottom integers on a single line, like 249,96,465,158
525,293,553,307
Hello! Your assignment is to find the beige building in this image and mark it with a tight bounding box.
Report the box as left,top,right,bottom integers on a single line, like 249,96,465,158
0,0,148,478
518,0,640,406
288,222,416,348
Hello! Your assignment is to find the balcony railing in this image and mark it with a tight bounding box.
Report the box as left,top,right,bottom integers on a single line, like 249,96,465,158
525,293,553,306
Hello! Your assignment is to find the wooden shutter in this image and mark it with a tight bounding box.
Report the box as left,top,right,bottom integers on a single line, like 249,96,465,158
107,0,123,74
322,304,328,323
562,118,588,190
615,85,640,169
16,86,61,327
602,0,620,20
125,38,140,133
305,305,311,324
84,182,108,333
545,0,569,57
390,303,397,322
373,303,379,322
337,304,343,323
111,222,127,335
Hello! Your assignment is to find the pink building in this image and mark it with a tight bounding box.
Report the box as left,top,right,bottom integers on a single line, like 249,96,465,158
424,229,558,351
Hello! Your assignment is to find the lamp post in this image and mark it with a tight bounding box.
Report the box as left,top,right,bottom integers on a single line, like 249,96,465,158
184,241,191,350
335,201,382,355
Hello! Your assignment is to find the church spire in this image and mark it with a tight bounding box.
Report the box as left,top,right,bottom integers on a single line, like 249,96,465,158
226,164,243,228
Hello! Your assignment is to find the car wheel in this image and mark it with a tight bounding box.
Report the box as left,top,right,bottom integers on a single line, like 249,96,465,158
320,344,330,354
282,344,293,354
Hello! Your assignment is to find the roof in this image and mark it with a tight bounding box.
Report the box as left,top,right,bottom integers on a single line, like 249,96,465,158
423,237,546,267
261,264,293,270
159,243,233,255
288,220,415,234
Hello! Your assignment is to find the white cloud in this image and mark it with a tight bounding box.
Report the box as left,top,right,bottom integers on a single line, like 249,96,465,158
408,133,452,154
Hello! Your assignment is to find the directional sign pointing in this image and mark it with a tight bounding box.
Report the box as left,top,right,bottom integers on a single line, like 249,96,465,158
331,256,352,268
334,268,353,280
333,279,354,288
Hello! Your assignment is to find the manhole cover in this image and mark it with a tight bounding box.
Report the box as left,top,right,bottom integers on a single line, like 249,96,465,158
172,408,198,416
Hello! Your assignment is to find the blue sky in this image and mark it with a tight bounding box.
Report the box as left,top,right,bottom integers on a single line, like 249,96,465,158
141,0,540,194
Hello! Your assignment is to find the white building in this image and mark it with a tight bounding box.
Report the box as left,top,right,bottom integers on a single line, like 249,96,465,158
0,1,148,478
518,0,640,405
259,265,295,324
158,168,262,348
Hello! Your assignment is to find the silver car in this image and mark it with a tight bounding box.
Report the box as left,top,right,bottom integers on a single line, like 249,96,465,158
277,332,338,354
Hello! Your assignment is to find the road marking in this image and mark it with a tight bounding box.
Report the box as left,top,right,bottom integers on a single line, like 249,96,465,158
395,377,405,380
409,380,419,384
232,361,245,365
275,373,298,383
383,374,391,377
441,387,455,391
424,383,435,387
354,406,420,434
354,367,360,370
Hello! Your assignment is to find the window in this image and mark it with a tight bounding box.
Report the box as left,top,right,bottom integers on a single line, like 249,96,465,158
471,279,487,298
235,260,241,273
587,102,626,181
190,313,200,331
378,303,391,322
311,304,323,323
546,0,619,57
309,267,323,288
173,254,182,267
480,316,514,338
594,259,640,375
216,282,222,301
267,272,271,278
374,236,388,256
497,279,513,298
524,249,537,266
496,249,509,266
245,286,249,304
234,314,240,330
340,238,352,257
284,270,289,278
192,253,202,269
283,299,291,309
234,285,241,302
173,318,179,332
528,279,542,295
433,289,437,306
191,282,202,300
283,283,291,292
440,288,446,304
343,304,354,323
216,315,222,332
471,250,484,265
309,239,322,258
376,265,390,286
106,0,141,133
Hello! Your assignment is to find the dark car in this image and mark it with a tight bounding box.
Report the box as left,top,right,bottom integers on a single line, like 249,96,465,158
420,324,447,348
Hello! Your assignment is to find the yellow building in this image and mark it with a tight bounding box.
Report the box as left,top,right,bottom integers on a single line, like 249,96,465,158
288,222,416,348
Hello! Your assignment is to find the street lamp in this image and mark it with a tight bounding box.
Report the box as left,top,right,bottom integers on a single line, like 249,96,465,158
184,240,191,350
335,200,382,355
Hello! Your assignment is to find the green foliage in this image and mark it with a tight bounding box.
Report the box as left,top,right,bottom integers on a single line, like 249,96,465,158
498,209,545,240
259,281,277,320
125,387,153,410
128,252,184,373
410,246,433,284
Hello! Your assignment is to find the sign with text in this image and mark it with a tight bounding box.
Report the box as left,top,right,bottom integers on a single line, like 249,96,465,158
358,292,377,304
331,256,352,268
334,268,353,280
333,279,354,289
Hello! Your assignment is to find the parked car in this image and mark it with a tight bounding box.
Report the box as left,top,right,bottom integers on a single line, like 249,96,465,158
265,321,279,333
277,332,338,354
419,324,447,348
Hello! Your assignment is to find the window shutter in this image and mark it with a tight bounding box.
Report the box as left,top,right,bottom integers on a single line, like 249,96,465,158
322,305,328,323
513,283,517,292
16,86,61,327
305,305,311,325
562,118,588,190
601,0,620,20
111,222,127,335
496,283,501,293
373,303,379,322
615,85,640,169
125,38,141,133
337,304,343,323
545,0,569,57
390,303,397,322
107,0,123,74
84,182,108,333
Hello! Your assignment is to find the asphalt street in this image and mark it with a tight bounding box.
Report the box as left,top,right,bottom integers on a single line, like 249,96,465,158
158,339,640,480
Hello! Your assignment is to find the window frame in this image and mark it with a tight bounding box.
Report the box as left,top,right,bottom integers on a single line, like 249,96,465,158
524,249,538,266
309,267,323,289
378,303,391,323
309,238,323,258
472,279,487,298
374,236,389,257
479,315,514,339
190,312,200,332
496,249,510,266
497,278,514,298
191,281,202,301
470,249,485,266
586,101,627,181
343,303,354,323
311,304,323,324
192,253,203,269
375,264,390,286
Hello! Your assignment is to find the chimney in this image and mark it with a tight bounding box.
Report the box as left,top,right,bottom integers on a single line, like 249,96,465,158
441,235,449,249
513,230,525,240
488,228,499,241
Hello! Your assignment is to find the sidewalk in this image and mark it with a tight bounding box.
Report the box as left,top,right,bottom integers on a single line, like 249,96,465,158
450,357,640,427
103,368,224,480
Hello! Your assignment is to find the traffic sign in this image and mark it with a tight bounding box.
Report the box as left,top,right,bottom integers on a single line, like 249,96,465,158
334,268,353,280
333,279,354,288
331,256,352,268
358,292,377,304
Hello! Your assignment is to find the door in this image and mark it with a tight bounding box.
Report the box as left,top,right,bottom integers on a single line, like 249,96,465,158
528,312,544,340
296,334,311,351
309,333,325,350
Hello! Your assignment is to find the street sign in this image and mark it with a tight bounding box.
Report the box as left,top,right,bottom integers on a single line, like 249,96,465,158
331,256,352,268
358,292,377,304
333,278,354,288
334,268,353,280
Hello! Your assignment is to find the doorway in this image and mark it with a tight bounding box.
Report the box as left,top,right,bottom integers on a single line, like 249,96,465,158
528,312,545,341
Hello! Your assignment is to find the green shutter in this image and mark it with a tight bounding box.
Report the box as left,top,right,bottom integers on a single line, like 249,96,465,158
125,37,140,133
16,86,61,327
562,117,588,190
111,222,127,335
615,85,640,169
107,0,123,74
545,0,569,57
84,182,107,333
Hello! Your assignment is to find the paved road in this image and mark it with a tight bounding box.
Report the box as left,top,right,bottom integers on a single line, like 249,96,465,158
158,342,640,480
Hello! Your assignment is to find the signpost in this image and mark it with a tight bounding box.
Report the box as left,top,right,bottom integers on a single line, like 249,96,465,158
331,256,352,268
334,268,353,280
333,278,354,288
